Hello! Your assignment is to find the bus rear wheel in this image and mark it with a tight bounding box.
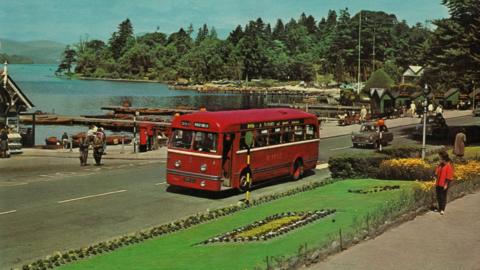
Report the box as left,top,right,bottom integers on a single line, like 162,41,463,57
238,173,251,193
292,160,304,181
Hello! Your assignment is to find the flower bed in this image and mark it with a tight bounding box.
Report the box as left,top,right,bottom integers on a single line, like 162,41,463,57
199,210,336,244
377,158,434,181
455,160,480,181
348,185,400,194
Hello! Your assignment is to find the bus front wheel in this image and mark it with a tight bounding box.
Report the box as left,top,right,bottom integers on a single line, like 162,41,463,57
292,159,304,181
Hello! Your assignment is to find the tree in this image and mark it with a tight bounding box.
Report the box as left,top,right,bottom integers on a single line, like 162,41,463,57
423,0,480,89
168,28,192,54
56,45,76,74
272,19,286,41
195,24,209,44
109,19,134,60
227,25,243,45
138,32,167,48
363,69,395,93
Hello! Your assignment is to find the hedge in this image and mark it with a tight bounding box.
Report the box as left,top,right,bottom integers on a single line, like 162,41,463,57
328,152,388,179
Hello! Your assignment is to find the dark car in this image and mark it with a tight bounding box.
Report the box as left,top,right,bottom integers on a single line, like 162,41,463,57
351,122,394,148
413,114,449,139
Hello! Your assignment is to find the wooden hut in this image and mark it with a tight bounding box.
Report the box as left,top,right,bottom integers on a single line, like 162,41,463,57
1,65,34,125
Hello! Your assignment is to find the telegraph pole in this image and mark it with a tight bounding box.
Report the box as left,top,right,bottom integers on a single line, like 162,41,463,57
421,84,429,159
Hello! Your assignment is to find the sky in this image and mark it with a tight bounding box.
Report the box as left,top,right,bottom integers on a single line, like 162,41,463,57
0,0,449,44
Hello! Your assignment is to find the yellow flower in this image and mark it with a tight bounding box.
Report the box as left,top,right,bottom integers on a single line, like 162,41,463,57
455,161,480,181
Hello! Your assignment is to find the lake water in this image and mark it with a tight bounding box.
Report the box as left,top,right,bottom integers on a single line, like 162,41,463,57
9,64,266,143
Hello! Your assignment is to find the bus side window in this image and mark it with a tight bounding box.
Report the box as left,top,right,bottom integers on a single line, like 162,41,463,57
306,125,316,139
282,126,293,143
269,128,281,145
294,125,305,141
255,129,268,147
239,132,248,150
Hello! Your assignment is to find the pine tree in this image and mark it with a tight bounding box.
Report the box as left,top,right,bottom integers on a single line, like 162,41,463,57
109,19,134,60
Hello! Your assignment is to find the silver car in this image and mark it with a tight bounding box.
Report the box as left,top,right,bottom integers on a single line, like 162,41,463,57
351,122,393,148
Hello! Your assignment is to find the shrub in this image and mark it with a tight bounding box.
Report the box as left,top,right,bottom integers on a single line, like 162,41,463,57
378,145,422,158
328,153,388,178
377,158,434,181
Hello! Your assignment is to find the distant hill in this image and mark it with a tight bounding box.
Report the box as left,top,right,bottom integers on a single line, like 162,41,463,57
0,53,34,64
0,38,65,64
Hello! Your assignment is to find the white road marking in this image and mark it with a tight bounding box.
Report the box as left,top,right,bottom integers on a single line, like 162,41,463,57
329,146,352,151
0,182,28,187
397,135,408,138
154,182,167,186
58,190,127,204
0,210,17,216
315,163,329,170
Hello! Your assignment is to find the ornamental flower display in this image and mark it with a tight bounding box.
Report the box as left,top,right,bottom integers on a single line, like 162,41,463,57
455,161,480,181
378,158,434,181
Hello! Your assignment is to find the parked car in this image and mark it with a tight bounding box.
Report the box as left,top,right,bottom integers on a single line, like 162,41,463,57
413,114,449,139
473,107,480,117
351,122,394,148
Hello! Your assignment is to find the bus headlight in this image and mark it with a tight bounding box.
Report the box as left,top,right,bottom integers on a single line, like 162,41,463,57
200,180,206,187
200,164,207,172
175,160,181,168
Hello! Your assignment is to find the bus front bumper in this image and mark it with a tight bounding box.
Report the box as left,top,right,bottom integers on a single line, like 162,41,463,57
166,169,223,191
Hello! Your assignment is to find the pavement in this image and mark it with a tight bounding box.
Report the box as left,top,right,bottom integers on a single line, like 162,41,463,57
319,110,473,138
305,191,480,270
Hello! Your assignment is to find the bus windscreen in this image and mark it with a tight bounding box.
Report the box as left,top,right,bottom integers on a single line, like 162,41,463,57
171,129,217,153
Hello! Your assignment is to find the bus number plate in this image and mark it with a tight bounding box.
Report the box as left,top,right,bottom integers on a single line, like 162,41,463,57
184,177,196,183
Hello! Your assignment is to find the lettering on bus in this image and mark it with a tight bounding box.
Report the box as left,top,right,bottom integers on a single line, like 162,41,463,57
240,119,304,130
181,121,190,127
194,122,209,128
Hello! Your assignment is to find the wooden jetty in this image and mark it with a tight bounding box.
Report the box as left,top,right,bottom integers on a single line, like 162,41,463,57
20,114,171,132
101,106,196,115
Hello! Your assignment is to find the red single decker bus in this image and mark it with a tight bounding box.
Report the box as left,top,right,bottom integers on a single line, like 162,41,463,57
166,108,319,192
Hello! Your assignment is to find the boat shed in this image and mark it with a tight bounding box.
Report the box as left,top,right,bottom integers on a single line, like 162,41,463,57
370,88,394,114
1,65,34,126
401,66,424,84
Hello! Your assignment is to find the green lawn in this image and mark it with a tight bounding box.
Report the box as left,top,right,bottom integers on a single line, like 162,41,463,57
448,146,480,159
59,180,416,270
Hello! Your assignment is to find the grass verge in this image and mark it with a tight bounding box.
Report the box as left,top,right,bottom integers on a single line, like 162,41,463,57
57,180,415,270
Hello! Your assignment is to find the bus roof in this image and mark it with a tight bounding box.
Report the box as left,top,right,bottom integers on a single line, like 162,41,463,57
171,108,317,132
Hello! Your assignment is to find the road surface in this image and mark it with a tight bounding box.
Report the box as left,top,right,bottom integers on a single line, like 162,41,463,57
0,115,477,269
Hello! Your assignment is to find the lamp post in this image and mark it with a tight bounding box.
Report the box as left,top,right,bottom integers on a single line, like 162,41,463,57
421,84,429,159
133,111,139,153
473,80,476,111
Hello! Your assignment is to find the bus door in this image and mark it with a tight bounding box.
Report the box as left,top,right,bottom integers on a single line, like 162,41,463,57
221,133,235,187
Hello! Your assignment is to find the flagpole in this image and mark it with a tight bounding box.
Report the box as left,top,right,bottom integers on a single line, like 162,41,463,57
357,11,362,94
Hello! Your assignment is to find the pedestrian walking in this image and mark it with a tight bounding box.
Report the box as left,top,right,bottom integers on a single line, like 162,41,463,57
360,105,367,123
79,135,92,166
428,103,434,113
453,128,467,159
435,105,443,115
61,132,69,149
0,126,9,158
410,103,416,117
98,127,107,154
435,151,454,215
92,131,105,166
